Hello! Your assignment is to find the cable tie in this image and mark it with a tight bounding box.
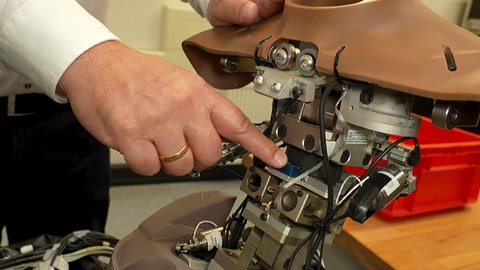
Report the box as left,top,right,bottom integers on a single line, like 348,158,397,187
42,243,59,261
53,255,68,270
20,244,34,254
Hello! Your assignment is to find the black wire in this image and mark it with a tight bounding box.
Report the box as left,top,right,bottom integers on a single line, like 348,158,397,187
0,252,45,269
49,232,76,266
255,98,296,168
285,214,340,270
304,213,348,270
319,45,353,220
254,36,274,67
333,46,346,84
315,231,327,270
270,99,297,126
319,82,338,217
363,136,419,177
306,229,323,270
67,231,118,249
306,44,393,269
286,47,345,270
303,139,420,268
253,99,279,168
214,164,245,180
262,99,279,137
316,239,327,270
0,231,118,269
297,47,347,270
230,216,248,249
286,230,315,270
304,137,420,268
222,196,248,249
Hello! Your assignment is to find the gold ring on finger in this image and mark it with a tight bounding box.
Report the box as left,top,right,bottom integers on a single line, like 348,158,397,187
160,144,189,163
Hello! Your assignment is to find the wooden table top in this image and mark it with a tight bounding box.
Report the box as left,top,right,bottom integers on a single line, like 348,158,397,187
335,201,480,270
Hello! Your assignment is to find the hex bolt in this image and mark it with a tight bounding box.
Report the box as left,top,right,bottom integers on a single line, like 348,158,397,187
360,89,374,104
303,135,315,151
292,87,303,98
253,75,264,86
272,82,282,92
336,220,344,230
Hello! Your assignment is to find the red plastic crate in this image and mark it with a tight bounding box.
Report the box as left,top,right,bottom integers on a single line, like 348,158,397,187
349,116,480,219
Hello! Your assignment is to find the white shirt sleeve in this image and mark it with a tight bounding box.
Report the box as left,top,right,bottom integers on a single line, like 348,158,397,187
181,0,210,18
0,0,120,103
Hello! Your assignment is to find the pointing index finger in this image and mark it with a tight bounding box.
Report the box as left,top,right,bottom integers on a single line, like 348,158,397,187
212,98,287,168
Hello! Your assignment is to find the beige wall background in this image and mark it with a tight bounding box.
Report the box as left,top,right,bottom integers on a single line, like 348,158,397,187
105,0,472,165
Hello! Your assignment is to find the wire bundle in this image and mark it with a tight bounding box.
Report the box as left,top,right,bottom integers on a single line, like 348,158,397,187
0,230,118,270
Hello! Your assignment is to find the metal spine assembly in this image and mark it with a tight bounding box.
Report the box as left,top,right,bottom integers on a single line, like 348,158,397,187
177,40,425,270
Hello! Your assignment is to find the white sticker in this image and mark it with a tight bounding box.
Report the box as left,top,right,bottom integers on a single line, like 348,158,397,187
345,130,369,144
206,231,223,251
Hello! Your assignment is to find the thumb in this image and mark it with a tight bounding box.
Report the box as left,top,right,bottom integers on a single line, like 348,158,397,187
208,0,261,26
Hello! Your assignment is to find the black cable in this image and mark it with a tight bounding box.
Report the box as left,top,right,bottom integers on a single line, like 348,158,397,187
305,229,323,270
318,45,353,220
222,196,248,249
315,231,327,270
305,213,348,270
266,99,298,134
363,136,420,177
297,46,348,269
230,216,248,249
67,231,118,250
286,230,315,270
285,213,342,270
318,82,338,217
319,46,370,217
286,47,346,270
0,231,118,269
0,252,45,269
254,36,274,67
262,99,279,138
303,138,420,268
306,44,395,269
214,164,244,180
49,232,76,266
255,98,297,168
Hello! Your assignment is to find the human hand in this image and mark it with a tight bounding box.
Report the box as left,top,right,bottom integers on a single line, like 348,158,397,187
57,40,287,176
207,0,284,27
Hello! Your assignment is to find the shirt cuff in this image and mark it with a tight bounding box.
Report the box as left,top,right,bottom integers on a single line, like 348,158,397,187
0,0,120,103
181,0,210,18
